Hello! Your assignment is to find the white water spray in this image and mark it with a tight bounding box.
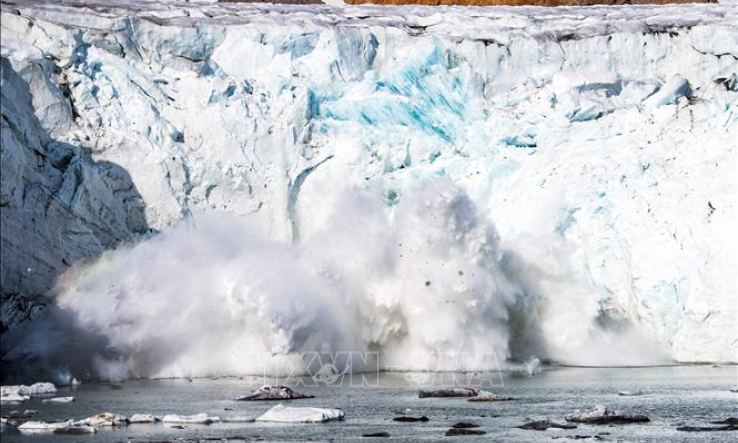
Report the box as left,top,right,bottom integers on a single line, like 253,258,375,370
47,180,665,379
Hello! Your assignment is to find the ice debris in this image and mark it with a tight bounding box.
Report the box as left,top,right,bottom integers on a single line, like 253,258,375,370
468,390,515,402
565,405,650,424
129,414,161,423
235,385,314,401
255,404,344,423
81,412,130,427
162,413,221,424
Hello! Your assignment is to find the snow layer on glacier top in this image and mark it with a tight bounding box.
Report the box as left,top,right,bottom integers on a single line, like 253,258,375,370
2,0,736,43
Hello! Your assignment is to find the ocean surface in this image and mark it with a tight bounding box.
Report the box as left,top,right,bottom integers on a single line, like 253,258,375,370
1,365,736,442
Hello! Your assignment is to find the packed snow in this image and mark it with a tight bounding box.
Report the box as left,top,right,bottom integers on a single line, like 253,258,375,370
0,0,735,380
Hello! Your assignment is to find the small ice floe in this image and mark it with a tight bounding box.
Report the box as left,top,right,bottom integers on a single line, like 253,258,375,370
162,413,221,424
255,404,344,423
18,420,73,433
445,428,487,436
42,397,75,403
0,393,30,403
1,417,18,427
565,405,649,424
518,420,577,431
468,390,514,402
392,415,429,422
53,425,96,435
81,412,130,427
618,390,645,396
235,385,314,401
1,382,57,396
418,387,479,398
129,414,161,423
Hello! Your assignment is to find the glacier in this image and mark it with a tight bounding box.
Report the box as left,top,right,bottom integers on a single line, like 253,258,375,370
0,0,736,379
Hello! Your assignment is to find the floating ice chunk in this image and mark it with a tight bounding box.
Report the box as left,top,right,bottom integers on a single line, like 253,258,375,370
418,387,480,398
18,420,73,433
645,76,692,107
565,405,650,424
468,390,515,402
82,412,129,427
129,414,160,423
162,413,220,424
42,397,75,403
24,382,57,395
256,404,345,423
235,385,314,401
53,425,96,435
0,393,30,403
1,417,18,426
1,382,57,397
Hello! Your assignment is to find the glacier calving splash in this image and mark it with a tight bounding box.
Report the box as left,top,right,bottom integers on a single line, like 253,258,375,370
1,1,736,378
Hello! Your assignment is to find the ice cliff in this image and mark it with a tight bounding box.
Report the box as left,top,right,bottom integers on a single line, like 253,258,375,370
0,0,736,377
